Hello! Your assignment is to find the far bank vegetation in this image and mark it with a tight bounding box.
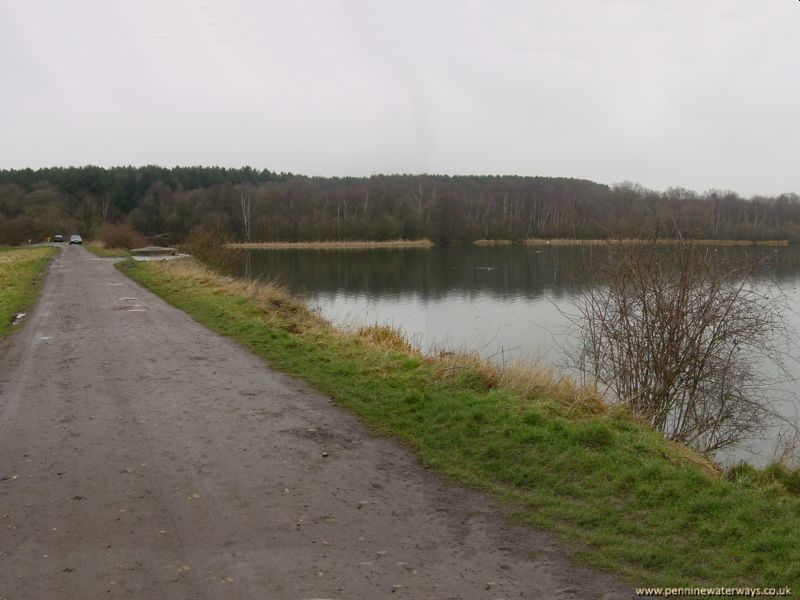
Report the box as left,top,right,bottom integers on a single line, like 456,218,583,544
521,238,789,246
1,166,800,246
227,239,434,249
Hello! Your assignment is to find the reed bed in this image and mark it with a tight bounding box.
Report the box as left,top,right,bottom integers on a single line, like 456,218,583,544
522,238,789,246
226,239,434,250
473,239,514,246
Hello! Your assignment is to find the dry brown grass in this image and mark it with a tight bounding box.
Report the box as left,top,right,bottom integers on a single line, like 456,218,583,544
354,324,418,354
87,240,121,252
84,242,133,258
157,258,326,332
664,440,722,477
497,359,608,416
523,239,634,246
522,238,789,247
433,349,607,416
754,240,790,246
473,239,514,246
226,239,435,250
0,247,48,266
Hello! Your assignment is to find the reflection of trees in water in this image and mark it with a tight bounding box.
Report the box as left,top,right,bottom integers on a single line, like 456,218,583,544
228,246,592,300
221,244,800,302
244,250,252,280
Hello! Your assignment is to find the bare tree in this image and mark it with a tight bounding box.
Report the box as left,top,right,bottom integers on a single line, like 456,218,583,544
240,188,253,242
572,242,793,454
99,194,112,223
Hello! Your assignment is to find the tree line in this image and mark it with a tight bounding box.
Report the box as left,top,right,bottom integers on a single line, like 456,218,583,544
1,165,799,245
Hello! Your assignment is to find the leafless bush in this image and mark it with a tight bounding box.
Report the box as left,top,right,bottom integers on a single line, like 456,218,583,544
98,222,147,250
572,242,793,454
182,228,240,272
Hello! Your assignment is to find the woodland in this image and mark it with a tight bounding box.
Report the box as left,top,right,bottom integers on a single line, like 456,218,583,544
1,165,799,244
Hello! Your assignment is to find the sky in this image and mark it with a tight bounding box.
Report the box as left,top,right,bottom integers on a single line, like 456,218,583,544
1,0,798,197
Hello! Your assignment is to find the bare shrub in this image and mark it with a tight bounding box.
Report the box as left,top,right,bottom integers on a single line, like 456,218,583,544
772,429,800,470
572,242,792,454
182,228,241,274
356,324,416,354
98,222,147,250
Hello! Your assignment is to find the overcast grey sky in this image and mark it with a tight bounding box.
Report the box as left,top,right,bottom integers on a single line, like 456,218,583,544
1,0,798,196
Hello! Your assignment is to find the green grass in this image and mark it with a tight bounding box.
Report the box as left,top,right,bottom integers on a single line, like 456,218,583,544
119,258,800,590
84,242,131,258
0,246,58,337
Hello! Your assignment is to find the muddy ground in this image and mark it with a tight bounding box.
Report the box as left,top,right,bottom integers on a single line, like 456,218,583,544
0,245,634,599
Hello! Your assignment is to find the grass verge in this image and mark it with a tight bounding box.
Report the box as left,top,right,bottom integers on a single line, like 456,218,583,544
84,241,132,258
0,246,58,337
119,257,800,589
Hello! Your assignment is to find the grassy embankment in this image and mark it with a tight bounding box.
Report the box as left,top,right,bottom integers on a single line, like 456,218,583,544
226,239,434,249
0,246,58,337
119,257,800,589
84,241,131,258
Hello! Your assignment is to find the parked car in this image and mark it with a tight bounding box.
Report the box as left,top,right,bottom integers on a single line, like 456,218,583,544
69,234,82,245
53,234,64,243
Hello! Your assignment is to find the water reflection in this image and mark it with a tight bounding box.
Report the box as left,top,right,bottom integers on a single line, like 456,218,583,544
227,245,599,300
220,244,800,466
226,244,800,298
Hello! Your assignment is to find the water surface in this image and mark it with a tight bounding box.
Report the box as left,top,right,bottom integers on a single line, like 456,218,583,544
225,244,800,466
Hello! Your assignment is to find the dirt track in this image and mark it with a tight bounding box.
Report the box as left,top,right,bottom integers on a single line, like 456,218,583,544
0,245,633,599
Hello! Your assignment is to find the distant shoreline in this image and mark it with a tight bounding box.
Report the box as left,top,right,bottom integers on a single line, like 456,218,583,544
520,238,789,246
227,238,790,249
225,239,434,249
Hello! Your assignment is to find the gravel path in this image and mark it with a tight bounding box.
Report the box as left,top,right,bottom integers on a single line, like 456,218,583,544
0,245,633,599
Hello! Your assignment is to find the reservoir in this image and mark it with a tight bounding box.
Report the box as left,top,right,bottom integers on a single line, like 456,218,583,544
224,243,800,467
